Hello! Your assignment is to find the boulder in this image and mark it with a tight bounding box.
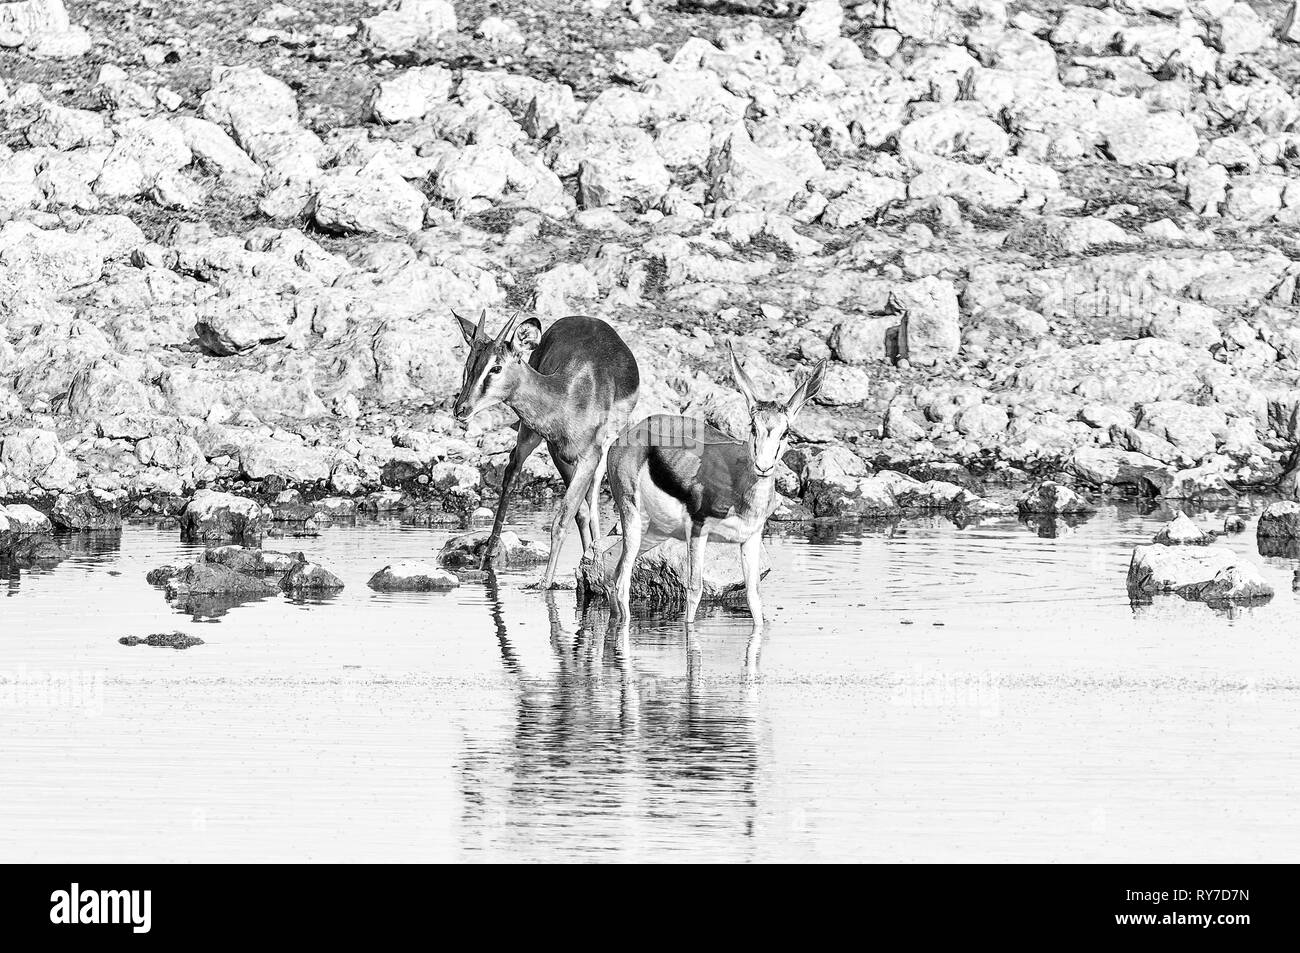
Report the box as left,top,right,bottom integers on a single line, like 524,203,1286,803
165,562,280,597
1,428,77,491
1105,111,1198,167
203,545,297,575
831,316,896,364
1162,464,1238,502
312,159,426,237
0,502,53,553
1211,2,1268,54
955,404,1009,438
281,558,344,591
897,107,1009,160
145,565,183,586
360,0,457,55
368,562,460,591
172,116,262,193
1017,481,1093,515
576,127,670,208
1153,512,1213,546
94,117,192,198
804,470,908,519
179,489,264,543
708,131,811,211
238,439,333,484
1175,564,1273,606
438,530,548,569
194,295,291,356
200,65,323,180
50,493,121,531
0,0,71,47
1257,501,1300,538
893,479,981,510
370,66,453,123
134,435,206,475
1282,2,1300,44
25,103,107,150
815,364,874,406
577,536,770,608
893,276,960,365
119,632,205,650
361,490,411,512
1127,544,1254,597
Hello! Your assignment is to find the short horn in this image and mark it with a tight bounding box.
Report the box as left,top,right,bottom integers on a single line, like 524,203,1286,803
476,308,488,337
495,309,522,345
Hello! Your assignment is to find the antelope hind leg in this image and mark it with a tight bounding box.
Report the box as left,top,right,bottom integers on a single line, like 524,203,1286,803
585,444,610,549
551,450,593,561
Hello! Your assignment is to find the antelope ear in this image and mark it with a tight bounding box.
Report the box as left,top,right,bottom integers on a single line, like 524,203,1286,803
511,317,542,354
453,310,478,345
728,342,759,410
785,359,828,417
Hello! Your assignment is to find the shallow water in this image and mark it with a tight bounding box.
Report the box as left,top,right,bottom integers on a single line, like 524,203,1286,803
2,502,1299,862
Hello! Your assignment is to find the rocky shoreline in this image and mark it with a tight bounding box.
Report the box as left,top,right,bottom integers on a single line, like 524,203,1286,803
4,0,1300,528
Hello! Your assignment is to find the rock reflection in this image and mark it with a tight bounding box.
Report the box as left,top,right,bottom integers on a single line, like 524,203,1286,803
1019,513,1092,539
459,587,766,860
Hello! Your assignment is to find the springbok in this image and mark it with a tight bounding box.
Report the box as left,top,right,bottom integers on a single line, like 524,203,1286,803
608,346,826,631
453,310,640,587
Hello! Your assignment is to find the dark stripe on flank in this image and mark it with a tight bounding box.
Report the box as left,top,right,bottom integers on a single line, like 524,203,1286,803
643,420,759,522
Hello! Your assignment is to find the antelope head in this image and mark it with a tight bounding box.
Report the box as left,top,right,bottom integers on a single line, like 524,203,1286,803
729,344,827,478
452,309,543,423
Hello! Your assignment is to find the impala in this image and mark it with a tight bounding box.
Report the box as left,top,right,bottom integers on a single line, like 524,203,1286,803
608,346,826,631
454,309,640,588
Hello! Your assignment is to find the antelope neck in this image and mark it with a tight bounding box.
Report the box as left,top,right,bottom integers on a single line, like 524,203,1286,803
740,465,779,518
505,362,569,435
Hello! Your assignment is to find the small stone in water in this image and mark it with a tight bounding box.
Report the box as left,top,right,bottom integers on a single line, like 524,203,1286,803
119,632,205,650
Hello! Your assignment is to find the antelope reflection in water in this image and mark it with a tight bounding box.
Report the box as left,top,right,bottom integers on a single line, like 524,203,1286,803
458,582,768,858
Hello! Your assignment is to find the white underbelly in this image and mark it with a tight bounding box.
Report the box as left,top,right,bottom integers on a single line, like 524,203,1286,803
638,468,688,540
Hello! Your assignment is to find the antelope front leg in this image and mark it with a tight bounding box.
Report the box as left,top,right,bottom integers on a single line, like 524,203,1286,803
684,520,708,627
483,427,542,570
541,454,600,589
739,532,764,635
